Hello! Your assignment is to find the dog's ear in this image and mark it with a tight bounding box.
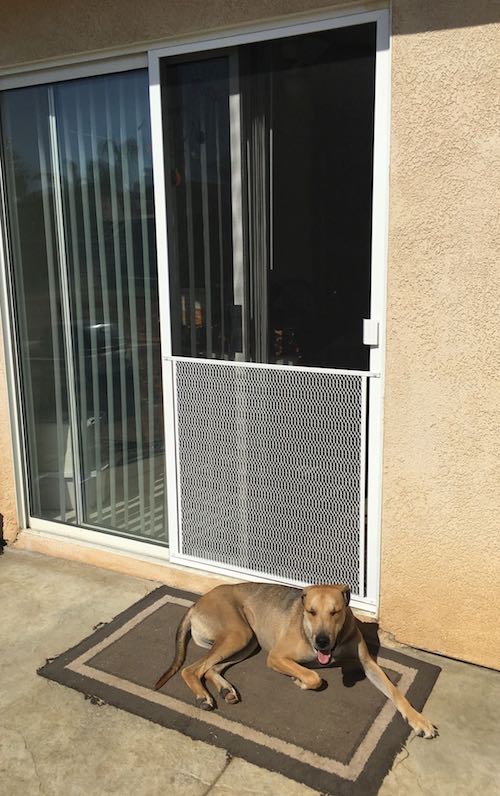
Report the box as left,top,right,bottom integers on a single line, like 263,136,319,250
301,585,313,604
336,584,351,606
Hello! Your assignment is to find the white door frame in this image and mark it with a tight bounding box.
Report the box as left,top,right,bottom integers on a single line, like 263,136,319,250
148,8,391,613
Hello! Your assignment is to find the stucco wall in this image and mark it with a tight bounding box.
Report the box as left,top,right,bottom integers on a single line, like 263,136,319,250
0,1,499,667
0,325,18,544
0,0,366,68
381,4,500,670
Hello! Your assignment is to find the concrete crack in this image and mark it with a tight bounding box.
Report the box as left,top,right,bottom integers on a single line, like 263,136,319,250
396,757,430,795
391,746,410,771
2,726,44,795
169,768,215,789
202,750,233,795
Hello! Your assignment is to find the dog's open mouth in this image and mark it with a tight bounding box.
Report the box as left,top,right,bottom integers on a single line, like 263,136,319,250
315,649,332,665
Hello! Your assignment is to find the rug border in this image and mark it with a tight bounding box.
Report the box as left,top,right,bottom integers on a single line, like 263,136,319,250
37,586,441,796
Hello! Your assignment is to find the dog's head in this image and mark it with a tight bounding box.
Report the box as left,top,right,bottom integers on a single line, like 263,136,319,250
301,584,351,665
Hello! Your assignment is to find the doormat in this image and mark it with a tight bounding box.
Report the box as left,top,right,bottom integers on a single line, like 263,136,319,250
38,586,440,796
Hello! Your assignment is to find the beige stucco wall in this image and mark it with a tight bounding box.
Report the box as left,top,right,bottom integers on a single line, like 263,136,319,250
381,5,500,671
0,0,373,68
0,324,18,544
0,1,499,667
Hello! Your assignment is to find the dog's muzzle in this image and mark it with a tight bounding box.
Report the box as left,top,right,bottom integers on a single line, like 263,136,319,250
314,634,333,665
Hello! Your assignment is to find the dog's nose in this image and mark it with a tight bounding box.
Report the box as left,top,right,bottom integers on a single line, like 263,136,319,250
315,634,330,651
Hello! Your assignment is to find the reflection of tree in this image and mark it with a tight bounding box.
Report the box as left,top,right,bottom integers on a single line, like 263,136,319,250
9,147,31,199
7,127,162,445
59,137,155,224
60,136,162,454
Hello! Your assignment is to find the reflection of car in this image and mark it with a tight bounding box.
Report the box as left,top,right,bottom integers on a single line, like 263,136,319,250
29,310,163,513
76,319,133,407
80,321,125,363
76,318,165,461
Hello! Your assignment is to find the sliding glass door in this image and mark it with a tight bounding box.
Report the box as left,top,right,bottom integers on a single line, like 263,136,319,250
1,70,166,542
0,10,387,596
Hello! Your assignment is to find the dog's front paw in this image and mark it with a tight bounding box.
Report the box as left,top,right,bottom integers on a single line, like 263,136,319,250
196,696,214,711
292,673,324,690
410,712,438,739
292,677,309,690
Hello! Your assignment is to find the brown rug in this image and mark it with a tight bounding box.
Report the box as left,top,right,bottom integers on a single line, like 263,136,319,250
38,586,440,795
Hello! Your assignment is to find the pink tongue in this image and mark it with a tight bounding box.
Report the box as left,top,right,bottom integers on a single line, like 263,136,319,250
317,650,331,665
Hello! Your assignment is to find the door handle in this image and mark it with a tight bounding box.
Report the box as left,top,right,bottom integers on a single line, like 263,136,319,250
363,319,379,346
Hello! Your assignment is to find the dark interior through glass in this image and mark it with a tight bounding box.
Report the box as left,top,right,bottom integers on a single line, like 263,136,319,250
162,23,376,370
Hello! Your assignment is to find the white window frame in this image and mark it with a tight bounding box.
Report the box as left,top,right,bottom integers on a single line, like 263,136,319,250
0,7,390,613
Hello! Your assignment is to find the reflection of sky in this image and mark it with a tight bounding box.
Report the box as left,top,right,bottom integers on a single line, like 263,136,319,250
1,70,152,196
170,57,230,185
1,85,47,187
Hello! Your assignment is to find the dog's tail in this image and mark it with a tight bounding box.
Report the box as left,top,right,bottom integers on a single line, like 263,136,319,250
154,606,192,690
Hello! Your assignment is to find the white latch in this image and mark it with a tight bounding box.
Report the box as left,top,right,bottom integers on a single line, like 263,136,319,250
363,319,379,346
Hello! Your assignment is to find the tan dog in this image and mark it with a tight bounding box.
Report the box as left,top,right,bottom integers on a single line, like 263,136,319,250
155,582,437,738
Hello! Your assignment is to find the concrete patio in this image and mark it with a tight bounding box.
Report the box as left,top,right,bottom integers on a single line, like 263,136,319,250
1,548,499,795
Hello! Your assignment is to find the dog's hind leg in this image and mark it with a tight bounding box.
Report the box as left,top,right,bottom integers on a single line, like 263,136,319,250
181,629,253,710
205,637,258,704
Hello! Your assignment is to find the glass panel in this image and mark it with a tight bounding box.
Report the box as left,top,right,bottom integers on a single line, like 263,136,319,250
162,56,243,360
54,70,166,542
1,86,76,523
163,23,376,370
1,71,167,543
263,24,376,370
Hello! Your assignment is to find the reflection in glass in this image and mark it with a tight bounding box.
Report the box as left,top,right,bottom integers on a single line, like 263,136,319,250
163,56,241,360
1,86,77,522
1,71,167,542
163,24,376,370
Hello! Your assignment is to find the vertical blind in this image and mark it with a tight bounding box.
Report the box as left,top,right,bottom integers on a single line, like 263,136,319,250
163,56,247,361
0,69,166,543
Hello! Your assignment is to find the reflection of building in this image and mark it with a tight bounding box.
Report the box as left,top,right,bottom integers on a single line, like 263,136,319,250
0,2,498,671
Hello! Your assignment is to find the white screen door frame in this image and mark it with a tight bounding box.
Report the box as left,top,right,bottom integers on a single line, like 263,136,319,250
149,8,391,613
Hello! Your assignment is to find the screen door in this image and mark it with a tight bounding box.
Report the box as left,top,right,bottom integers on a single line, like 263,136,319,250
154,14,388,605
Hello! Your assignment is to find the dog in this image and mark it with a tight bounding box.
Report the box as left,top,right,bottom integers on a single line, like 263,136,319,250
154,582,437,738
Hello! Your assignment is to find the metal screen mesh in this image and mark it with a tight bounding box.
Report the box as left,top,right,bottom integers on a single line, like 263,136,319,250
174,360,366,594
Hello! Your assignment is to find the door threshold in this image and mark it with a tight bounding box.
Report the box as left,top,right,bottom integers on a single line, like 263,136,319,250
13,528,377,620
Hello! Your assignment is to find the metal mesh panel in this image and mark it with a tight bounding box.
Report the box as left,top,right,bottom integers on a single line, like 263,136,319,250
174,360,366,595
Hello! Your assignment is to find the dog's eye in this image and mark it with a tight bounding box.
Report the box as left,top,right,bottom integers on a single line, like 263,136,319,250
330,610,337,616
308,609,317,616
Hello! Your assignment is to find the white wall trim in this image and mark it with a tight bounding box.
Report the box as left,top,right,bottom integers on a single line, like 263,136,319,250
0,54,148,91
365,7,391,608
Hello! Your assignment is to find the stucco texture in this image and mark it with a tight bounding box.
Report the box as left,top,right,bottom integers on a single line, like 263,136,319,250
0,1,499,668
381,3,500,670
0,325,18,544
0,0,361,68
